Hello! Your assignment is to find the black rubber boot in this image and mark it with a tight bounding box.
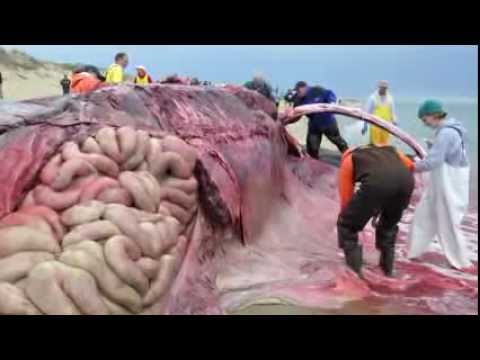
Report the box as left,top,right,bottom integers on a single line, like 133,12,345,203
376,225,398,277
379,246,395,277
344,245,363,276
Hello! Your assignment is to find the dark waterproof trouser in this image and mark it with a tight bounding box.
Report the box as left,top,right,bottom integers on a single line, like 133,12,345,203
337,179,414,253
306,121,349,157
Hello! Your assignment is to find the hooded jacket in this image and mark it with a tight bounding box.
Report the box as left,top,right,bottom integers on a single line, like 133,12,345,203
70,72,103,94
295,86,337,131
415,118,469,172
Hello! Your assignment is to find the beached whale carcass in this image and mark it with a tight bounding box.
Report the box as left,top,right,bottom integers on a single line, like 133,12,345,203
0,84,477,315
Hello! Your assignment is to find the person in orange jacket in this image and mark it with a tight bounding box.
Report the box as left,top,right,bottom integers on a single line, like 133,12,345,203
70,65,106,94
337,144,415,277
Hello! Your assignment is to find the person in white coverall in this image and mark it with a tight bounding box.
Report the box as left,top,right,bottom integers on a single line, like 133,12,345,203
408,100,472,270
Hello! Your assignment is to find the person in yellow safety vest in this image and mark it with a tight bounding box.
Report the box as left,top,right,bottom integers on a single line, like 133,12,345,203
105,52,129,84
134,65,153,85
362,80,397,146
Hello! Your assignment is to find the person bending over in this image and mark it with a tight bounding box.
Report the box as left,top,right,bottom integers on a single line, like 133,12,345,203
337,144,414,276
293,81,349,157
70,65,106,94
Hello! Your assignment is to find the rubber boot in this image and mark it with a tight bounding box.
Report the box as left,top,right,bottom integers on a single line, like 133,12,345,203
379,246,395,277
376,225,398,277
344,245,363,276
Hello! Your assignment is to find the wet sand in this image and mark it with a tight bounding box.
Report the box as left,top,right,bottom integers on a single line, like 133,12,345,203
232,303,373,315
231,299,425,315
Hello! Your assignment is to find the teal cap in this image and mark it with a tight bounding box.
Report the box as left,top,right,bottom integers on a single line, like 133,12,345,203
418,99,446,119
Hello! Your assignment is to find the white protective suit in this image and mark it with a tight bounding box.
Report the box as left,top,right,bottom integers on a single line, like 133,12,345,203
408,119,471,269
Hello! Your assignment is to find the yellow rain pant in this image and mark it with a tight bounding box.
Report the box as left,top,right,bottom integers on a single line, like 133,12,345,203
370,96,394,146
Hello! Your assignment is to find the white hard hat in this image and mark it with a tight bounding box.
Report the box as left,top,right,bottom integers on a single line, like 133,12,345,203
136,65,146,71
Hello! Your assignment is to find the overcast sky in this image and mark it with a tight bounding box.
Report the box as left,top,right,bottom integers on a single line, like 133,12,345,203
2,45,477,99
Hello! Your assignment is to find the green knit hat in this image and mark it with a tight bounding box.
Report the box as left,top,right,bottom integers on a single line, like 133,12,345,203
418,99,446,119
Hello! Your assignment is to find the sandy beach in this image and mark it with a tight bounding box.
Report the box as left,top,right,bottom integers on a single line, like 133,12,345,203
0,48,74,101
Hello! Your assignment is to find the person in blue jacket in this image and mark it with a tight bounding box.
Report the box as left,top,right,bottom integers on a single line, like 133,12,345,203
293,81,348,157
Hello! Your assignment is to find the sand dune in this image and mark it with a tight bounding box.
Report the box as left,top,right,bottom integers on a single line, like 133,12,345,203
0,47,75,101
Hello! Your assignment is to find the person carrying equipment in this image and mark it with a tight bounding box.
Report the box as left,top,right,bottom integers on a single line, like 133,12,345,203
337,144,415,276
105,52,129,84
134,65,153,85
363,80,397,145
293,81,349,156
408,100,472,270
